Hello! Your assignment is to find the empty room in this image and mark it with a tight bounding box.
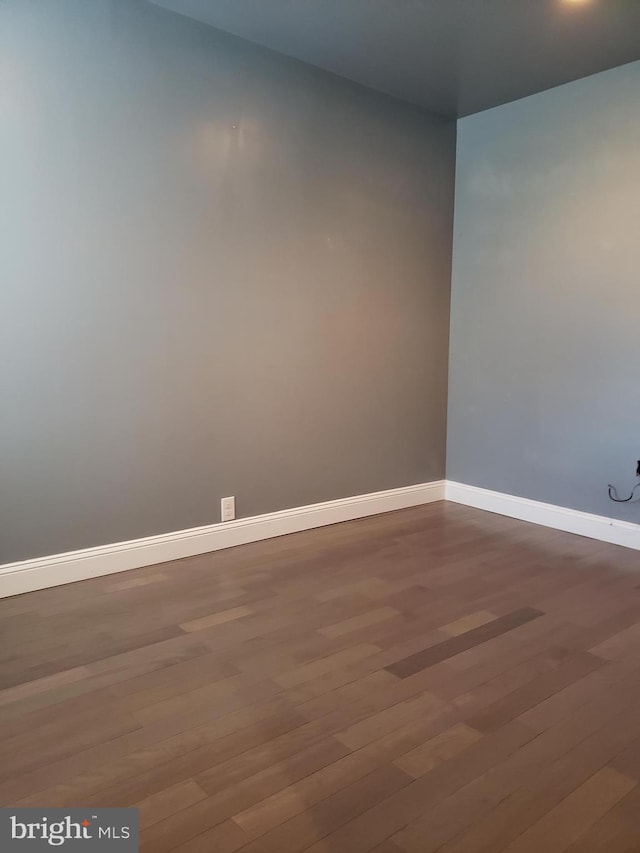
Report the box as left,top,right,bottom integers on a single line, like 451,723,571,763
2,0,640,850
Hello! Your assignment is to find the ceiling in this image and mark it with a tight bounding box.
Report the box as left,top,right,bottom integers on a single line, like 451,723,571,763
150,0,640,118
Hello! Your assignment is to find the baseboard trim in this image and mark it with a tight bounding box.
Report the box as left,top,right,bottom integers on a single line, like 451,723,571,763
0,481,446,598
446,481,640,551
5,479,637,599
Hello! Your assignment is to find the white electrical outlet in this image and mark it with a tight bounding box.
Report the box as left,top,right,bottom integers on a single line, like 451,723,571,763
221,496,236,522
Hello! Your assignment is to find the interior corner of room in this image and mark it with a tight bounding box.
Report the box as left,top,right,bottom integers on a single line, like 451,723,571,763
1,0,640,599
5,3,640,850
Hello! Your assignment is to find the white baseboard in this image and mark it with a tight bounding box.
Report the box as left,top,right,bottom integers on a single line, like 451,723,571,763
446,481,640,551
0,481,445,598
5,479,637,599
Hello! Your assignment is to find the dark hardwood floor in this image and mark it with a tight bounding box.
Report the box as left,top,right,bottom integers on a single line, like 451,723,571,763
2,501,640,851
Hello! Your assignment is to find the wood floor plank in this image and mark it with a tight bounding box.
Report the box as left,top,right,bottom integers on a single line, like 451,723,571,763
589,621,640,661
136,737,350,853
0,624,188,690
180,606,254,632
300,720,537,853
465,650,604,733
415,688,640,853
451,648,567,715
108,573,167,592
393,723,482,778
136,778,207,828
0,665,92,707
385,608,544,678
254,764,411,853
319,607,401,638
14,701,306,809
274,644,381,688
563,787,640,853
441,611,498,636
334,690,444,751
231,714,436,840
165,818,250,853
501,767,636,853
0,707,142,784
517,656,640,735
3,502,640,852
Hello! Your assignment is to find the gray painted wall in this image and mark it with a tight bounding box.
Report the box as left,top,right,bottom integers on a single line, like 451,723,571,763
447,60,640,521
0,0,455,563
